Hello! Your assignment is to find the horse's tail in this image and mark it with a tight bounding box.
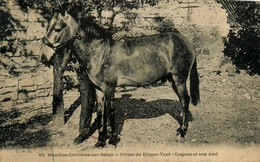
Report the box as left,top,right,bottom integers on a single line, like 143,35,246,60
190,59,200,105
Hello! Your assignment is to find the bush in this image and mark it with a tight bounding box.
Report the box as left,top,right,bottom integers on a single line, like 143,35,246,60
223,2,260,75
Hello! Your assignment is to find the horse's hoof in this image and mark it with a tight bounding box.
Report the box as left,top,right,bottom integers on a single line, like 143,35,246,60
108,136,120,146
95,141,106,148
188,111,194,122
176,128,186,138
176,135,185,143
176,130,185,138
176,132,185,138
73,134,89,145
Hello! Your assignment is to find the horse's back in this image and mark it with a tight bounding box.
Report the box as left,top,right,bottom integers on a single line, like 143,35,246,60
112,32,195,60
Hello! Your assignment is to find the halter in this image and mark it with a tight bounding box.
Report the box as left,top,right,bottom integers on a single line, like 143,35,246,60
42,33,81,52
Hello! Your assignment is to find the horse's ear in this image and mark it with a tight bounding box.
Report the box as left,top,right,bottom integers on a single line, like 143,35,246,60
61,9,66,16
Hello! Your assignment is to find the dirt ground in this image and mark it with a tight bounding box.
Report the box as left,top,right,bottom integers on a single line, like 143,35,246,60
0,55,260,162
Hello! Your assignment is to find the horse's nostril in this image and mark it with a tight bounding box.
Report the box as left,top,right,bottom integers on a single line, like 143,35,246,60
40,55,48,64
40,55,46,61
40,55,51,68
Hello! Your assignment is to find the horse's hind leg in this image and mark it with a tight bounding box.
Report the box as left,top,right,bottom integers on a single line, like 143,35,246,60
170,74,190,138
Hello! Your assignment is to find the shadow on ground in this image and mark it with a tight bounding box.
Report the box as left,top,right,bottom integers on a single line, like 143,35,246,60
0,113,52,149
114,94,186,135
0,93,194,148
86,94,193,138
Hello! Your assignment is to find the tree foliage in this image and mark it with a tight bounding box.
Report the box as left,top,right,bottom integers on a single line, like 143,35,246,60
16,0,161,19
223,2,260,75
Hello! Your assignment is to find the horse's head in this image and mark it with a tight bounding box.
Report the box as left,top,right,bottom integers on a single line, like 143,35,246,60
40,12,78,65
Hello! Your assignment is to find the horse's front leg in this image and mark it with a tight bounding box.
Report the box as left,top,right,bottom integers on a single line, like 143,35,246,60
106,89,119,146
52,51,70,127
95,90,107,147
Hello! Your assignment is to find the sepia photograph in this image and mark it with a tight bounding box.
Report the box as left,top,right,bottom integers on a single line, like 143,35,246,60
0,0,259,161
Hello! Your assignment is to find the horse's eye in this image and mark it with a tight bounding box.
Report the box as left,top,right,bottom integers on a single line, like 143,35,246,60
62,23,67,28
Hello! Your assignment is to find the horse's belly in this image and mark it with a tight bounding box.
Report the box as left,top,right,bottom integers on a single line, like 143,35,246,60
117,76,158,87
117,62,167,87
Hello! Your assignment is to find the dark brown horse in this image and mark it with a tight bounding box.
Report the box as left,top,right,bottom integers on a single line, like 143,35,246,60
40,12,200,147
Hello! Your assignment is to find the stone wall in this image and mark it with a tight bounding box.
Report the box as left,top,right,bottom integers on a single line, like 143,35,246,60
0,1,53,116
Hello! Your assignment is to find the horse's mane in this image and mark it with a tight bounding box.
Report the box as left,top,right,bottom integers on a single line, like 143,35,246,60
79,16,112,40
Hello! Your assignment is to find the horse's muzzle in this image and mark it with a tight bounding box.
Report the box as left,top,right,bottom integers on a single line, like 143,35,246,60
39,42,55,67
40,54,53,67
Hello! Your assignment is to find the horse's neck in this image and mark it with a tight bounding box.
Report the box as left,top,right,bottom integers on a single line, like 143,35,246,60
88,38,111,56
74,32,110,68
73,32,111,87
79,18,112,39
